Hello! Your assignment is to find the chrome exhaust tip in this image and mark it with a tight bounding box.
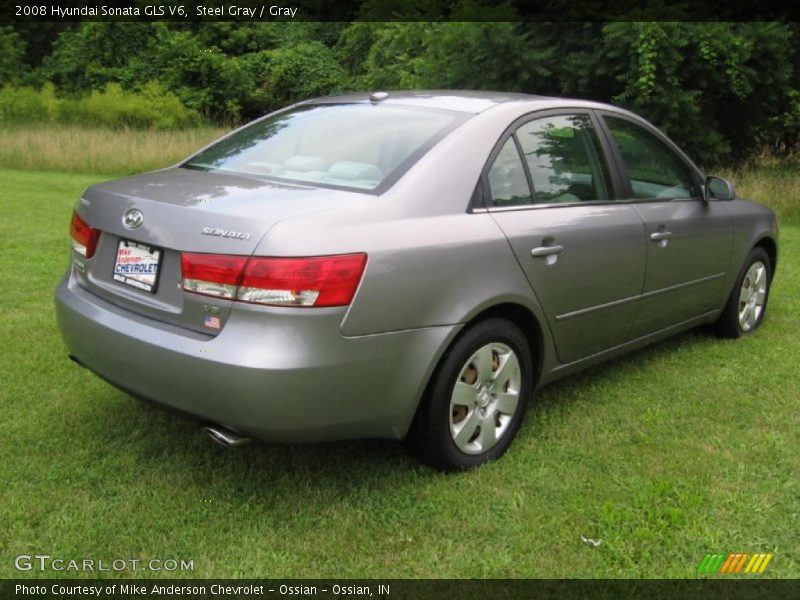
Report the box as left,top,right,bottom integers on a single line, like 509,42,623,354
202,425,251,447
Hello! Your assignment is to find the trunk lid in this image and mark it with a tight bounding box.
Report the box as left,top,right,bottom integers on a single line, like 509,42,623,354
73,168,365,334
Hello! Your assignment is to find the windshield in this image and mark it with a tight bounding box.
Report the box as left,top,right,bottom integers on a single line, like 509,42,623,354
183,104,464,191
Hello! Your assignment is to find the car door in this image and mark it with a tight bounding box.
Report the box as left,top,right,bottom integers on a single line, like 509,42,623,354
483,111,647,364
598,113,734,334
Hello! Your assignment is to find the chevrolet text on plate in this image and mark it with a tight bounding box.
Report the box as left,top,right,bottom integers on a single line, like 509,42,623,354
55,91,778,471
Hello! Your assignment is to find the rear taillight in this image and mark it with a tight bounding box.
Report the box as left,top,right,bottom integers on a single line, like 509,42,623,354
239,255,368,307
70,212,100,258
181,253,367,308
181,254,248,300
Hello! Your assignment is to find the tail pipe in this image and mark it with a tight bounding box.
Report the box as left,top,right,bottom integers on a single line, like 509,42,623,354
202,424,251,448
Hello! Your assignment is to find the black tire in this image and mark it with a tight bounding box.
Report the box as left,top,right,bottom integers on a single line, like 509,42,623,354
715,247,772,339
406,318,533,471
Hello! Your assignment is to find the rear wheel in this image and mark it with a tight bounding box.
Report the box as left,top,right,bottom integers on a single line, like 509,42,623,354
715,247,772,338
407,318,533,471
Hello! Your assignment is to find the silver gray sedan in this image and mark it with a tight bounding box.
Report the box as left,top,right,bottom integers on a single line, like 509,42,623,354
55,91,778,470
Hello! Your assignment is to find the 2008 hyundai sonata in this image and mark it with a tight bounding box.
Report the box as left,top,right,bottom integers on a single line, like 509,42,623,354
55,91,778,470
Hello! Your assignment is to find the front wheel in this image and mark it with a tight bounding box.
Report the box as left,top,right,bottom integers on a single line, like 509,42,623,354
715,247,772,338
406,318,533,471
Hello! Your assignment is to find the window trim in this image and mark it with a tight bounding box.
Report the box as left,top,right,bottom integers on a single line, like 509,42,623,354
480,134,536,209
594,109,705,203
475,108,625,213
511,132,537,202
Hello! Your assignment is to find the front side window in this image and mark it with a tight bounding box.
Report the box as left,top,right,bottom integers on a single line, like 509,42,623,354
516,114,612,203
183,104,463,191
487,138,532,207
604,116,697,200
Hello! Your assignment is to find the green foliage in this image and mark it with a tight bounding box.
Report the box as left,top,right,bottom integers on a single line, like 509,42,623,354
0,82,198,129
604,23,722,162
0,83,57,122
419,22,546,91
129,29,254,122
66,82,199,129
8,22,352,126
248,41,349,109
0,26,25,84
602,22,796,164
126,27,347,122
351,23,429,89
351,22,541,91
4,20,800,163
773,89,800,153
41,22,157,92
187,22,279,56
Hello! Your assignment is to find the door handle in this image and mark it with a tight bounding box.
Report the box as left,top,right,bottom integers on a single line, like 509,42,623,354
531,245,565,258
650,231,672,241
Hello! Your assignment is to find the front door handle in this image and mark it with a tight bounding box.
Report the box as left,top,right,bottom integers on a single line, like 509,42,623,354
531,245,565,258
650,231,672,241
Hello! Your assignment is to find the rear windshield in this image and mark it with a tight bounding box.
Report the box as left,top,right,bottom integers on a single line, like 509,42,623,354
182,104,465,191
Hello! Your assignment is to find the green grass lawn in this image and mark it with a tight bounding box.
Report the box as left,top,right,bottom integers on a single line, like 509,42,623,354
1,167,797,579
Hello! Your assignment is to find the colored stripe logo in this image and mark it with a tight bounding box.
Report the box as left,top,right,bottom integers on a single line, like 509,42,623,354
697,552,773,574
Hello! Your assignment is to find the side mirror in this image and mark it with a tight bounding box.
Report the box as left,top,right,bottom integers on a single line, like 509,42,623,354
705,176,735,201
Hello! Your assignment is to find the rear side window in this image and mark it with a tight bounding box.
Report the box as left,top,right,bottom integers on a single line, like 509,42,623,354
183,104,464,191
604,116,697,200
487,138,532,207
516,114,612,203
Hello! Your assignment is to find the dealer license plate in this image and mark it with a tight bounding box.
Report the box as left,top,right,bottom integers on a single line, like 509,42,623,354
113,239,162,294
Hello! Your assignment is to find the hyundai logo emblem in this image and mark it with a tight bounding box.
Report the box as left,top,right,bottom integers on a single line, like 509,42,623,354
123,209,144,229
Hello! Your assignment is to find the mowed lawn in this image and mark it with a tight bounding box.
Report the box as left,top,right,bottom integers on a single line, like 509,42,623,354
0,167,798,579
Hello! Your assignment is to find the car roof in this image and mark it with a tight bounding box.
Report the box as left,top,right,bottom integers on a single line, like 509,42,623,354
305,90,614,115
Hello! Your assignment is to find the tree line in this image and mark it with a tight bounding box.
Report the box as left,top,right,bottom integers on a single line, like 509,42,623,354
1,21,799,166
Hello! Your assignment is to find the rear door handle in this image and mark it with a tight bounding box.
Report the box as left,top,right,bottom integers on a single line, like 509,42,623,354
650,231,672,241
531,245,565,257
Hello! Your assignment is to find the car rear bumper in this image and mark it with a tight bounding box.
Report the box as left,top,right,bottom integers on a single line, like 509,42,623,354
55,272,459,443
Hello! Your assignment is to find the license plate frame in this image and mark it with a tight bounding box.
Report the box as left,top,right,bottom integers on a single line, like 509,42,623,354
112,239,162,294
